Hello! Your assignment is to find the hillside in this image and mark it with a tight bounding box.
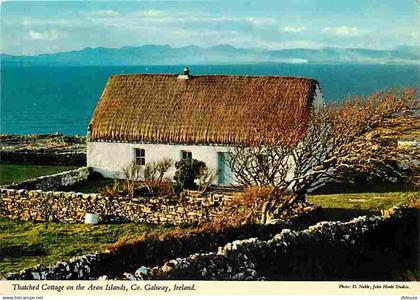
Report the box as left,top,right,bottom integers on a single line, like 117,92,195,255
2,45,419,66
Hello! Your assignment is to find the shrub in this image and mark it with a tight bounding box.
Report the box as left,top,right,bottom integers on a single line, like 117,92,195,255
142,159,173,182
155,158,173,181
142,178,174,197
173,159,207,193
143,164,158,182
142,159,174,197
241,186,274,223
197,167,217,193
242,186,274,205
101,178,122,198
113,159,175,198
122,162,142,197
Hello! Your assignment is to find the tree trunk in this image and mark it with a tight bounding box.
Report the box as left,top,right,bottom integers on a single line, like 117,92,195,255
272,194,299,217
260,201,270,224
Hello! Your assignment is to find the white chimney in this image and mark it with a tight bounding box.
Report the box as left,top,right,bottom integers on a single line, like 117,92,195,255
178,66,190,79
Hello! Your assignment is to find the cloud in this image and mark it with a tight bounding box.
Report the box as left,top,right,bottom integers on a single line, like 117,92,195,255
282,26,305,33
245,17,276,26
29,30,59,41
22,19,32,26
323,26,360,36
142,10,166,18
92,10,120,17
256,40,325,50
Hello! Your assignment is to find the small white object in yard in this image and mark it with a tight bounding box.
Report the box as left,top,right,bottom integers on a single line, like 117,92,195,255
85,213,99,224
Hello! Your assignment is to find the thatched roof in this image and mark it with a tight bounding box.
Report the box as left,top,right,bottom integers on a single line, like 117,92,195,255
88,74,319,145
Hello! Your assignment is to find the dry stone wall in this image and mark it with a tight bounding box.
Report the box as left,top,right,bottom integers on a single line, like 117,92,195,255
0,150,86,166
1,168,242,225
111,204,416,281
4,167,90,191
119,215,385,280
1,169,318,225
0,187,241,225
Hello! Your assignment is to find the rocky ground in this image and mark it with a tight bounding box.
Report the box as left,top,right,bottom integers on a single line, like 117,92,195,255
0,133,86,153
0,134,86,166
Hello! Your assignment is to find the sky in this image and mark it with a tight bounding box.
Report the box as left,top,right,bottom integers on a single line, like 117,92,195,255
1,0,419,55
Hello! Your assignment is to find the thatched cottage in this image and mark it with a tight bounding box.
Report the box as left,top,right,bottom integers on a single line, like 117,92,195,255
87,68,323,185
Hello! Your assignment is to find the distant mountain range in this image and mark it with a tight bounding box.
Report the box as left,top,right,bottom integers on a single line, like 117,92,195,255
2,44,420,65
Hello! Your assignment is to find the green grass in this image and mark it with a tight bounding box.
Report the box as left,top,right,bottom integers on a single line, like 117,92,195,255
0,164,77,185
0,217,170,276
308,191,419,221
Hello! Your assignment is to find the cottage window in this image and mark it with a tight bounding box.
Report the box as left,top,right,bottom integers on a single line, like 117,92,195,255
134,148,145,166
181,150,192,160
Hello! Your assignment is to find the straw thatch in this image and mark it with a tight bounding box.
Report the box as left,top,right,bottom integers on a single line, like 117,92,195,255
89,74,319,145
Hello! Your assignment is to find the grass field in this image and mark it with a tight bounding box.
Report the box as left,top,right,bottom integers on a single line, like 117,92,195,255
0,164,77,185
0,190,417,276
307,191,419,221
0,218,170,276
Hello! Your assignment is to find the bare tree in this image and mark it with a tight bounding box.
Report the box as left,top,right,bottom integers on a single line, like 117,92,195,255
227,88,419,224
122,158,174,197
197,167,217,193
154,158,174,182
143,158,174,196
122,161,142,197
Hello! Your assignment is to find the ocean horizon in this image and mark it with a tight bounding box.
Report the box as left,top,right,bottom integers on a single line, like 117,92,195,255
1,63,419,136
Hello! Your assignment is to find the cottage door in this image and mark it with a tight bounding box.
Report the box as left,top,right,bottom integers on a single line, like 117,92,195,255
217,152,227,185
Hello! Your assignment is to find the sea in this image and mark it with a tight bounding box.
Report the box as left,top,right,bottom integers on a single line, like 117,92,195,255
1,64,419,136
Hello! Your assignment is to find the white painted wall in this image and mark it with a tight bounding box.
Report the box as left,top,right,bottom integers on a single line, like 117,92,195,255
87,141,237,185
